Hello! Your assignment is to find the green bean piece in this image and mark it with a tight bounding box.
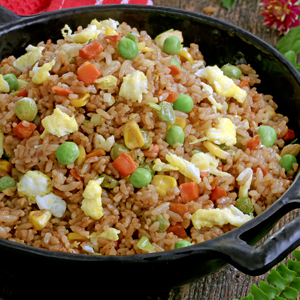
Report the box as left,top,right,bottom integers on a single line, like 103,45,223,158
3,74,19,92
129,168,152,188
126,32,139,43
175,240,192,249
118,38,139,60
14,97,38,122
139,161,156,178
279,154,297,172
56,142,80,165
110,144,130,161
158,101,175,125
100,174,119,189
257,125,277,147
221,64,242,79
192,149,204,154
2,149,10,161
166,126,185,146
235,197,254,215
0,176,16,192
140,129,153,150
173,94,194,113
162,36,181,55
170,58,181,69
235,135,244,149
219,143,226,150
156,214,170,233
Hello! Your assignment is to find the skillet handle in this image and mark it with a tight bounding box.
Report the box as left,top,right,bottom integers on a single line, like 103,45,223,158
0,5,21,26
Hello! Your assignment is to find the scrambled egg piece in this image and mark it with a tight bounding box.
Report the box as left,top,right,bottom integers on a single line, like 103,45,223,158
81,178,104,220
137,41,154,53
61,24,100,44
36,193,67,218
94,75,118,90
94,134,115,152
89,228,121,241
165,152,201,183
58,43,83,57
31,59,55,85
17,171,52,204
191,152,232,177
90,18,119,34
236,168,253,198
205,118,236,146
119,71,148,103
41,107,79,138
0,75,9,93
191,205,253,229
103,93,115,106
195,65,247,103
155,29,183,49
152,158,179,172
200,82,223,111
13,45,44,72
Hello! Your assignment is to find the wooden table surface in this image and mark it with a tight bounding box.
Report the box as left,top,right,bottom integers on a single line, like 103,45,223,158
149,1,299,299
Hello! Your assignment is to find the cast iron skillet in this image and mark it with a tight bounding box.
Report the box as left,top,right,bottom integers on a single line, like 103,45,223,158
1,4,300,298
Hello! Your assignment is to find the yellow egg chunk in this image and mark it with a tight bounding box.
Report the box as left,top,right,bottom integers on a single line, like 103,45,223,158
191,205,253,229
203,141,230,160
89,18,119,33
152,158,179,172
195,65,247,103
94,134,115,152
90,228,121,241
236,168,253,198
151,175,177,197
94,75,118,90
191,152,232,177
70,93,91,108
41,107,78,138
29,209,52,230
165,152,201,183
205,118,236,146
31,59,55,85
13,45,44,72
61,24,100,44
119,70,148,103
81,178,104,220
57,43,83,58
124,120,145,150
0,75,9,93
200,82,223,111
17,170,53,204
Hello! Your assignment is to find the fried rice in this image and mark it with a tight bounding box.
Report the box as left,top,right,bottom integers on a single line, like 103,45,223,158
0,19,298,255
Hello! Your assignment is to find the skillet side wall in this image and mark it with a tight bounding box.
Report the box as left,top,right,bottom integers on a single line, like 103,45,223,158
0,6,300,294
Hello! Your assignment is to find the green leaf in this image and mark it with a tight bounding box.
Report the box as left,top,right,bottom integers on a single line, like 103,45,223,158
274,296,287,300
259,281,280,298
290,277,300,292
249,284,269,300
277,263,297,282
241,295,254,300
276,26,300,56
222,0,237,9
284,50,297,66
282,286,299,300
293,249,300,261
288,259,300,273
267,269,289,291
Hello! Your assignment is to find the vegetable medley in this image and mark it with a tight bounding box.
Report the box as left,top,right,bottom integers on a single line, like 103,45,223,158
0,18,298,255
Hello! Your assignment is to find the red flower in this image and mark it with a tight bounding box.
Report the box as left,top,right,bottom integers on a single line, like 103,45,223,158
261,0,300,34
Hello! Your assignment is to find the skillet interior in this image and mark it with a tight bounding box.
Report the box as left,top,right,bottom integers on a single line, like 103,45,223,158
0,4,300,296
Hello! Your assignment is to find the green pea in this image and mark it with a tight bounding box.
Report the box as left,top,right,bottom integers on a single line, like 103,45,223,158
279,154,297,172
170,58,181,69
3,74,18,92
156,214,170,233
166,125,184,146
110,144,130,161
235,197,254,215
139,161,156,178
126,32,139,43
175,240,192,249
140,130,153,150
0,176,16,192
257,125,277,147
158,101,175,125
14,97,38,122
56,142,79,165
162,36,181,55
173,94,194,113
100,174,119,189
118,38,139,60
129,168,152,188
221,64,242,79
